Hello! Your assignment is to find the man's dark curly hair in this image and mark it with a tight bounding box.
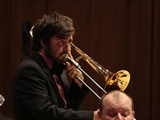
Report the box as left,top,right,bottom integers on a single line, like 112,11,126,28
31,11,75,51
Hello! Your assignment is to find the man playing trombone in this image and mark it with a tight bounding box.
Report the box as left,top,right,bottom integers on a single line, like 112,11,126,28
12,11,99,120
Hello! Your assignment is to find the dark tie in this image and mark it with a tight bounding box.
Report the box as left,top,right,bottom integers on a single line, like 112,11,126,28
53,74,67,108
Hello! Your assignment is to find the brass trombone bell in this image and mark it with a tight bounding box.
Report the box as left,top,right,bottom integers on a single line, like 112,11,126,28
70,43,130,92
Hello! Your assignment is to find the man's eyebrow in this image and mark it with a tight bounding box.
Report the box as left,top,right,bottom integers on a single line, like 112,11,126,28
121,107,130,112
106,107,115,111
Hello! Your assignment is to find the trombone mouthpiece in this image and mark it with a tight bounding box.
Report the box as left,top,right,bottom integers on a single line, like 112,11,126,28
63,54,69,61
63,54,80,68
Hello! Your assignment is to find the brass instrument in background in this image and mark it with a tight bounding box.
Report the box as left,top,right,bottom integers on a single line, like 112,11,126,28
0,94,5,107
64,43,130,99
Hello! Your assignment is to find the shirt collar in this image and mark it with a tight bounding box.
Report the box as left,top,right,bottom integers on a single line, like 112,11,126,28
39,51,53,70
39,51,66,74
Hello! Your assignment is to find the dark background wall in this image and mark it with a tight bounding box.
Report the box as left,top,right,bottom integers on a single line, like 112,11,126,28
0,0,159,120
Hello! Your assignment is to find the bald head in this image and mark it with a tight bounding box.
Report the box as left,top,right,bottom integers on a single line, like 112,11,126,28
100,90,134,111
99,90,135,120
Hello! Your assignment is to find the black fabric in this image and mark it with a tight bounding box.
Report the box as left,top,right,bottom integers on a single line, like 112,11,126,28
12,52,93,120
50,63,66,75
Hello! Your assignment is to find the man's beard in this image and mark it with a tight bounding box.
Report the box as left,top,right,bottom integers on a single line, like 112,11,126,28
44,47,64,65
44,47,66,74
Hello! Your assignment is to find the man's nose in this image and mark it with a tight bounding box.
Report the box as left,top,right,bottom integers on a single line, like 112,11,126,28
115,113,123,120
63,43,71,52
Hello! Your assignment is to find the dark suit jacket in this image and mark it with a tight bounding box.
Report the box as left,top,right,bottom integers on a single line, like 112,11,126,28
12,52,93,120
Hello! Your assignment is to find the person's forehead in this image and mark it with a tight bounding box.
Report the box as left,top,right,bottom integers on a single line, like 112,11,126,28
51,35,73,41
103,92,132,109
61,35,73,41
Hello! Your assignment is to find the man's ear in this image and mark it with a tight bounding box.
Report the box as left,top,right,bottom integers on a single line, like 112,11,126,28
133,111,135,119
40,39,46,49
97,109,102,119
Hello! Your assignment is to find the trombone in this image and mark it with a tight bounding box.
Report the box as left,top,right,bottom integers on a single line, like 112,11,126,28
64,43,130,99
29,26,130,99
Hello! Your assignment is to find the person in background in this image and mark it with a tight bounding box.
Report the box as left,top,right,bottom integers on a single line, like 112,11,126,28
98,90,135,120
12,11,99,120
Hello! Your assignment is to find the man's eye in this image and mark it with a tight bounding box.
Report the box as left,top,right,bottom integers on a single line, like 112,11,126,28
121,112,129,117
107,112,117,117
58,41,63,45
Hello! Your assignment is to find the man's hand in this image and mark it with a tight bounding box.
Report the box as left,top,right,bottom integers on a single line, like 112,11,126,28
64,53,84,88
65,61,84,88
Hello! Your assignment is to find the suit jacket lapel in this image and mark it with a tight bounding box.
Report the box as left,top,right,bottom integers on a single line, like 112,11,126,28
32,52,65,107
